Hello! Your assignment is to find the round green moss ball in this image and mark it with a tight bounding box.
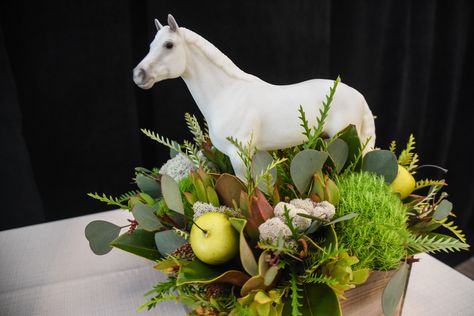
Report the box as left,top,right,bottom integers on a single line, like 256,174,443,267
335,172,409,271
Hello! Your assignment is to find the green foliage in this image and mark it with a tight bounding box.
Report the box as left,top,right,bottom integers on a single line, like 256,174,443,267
118,190,140,202
87,192,128,209
227,135,255,189
391,134,419,174
335,172,409,270
414,179,446,191
141,128,182,154
281,205,301,240
139,277,178,311
435,218,467,243
300,76,341,150
397,134,416,166
183,140,210,172
407,233,469,255
184,112,206,146
289,270,303,316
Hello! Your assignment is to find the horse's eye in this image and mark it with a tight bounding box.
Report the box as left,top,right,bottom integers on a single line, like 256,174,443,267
165,42,174,49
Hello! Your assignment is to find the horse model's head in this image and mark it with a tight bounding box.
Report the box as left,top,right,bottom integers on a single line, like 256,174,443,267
133,14,186,89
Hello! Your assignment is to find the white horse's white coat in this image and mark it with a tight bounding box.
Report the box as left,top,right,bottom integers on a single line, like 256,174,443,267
133,15,376,180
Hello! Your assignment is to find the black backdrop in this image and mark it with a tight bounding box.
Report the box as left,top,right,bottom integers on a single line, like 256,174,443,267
0,1,472,266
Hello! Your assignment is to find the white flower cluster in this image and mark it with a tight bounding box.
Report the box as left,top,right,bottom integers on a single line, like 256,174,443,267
192,201,240,221
258,199,336,245
159,153,196,181
289,199,336,221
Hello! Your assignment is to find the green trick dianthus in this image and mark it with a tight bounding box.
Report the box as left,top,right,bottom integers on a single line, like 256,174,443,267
335,171,409,271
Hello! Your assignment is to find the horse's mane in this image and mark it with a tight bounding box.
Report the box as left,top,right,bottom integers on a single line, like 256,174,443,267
182,28,259,82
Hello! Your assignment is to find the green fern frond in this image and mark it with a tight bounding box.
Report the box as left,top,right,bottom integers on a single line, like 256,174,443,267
183,140,210,172
298,105,312,140
414,179,446,191
173,227,190,240
299,274,338,286
289,270,303,316
389,140,397,153
87,192,128,209
407,153,419,175
435,218,467,243
407,233,469,255
314,76,340,138
118,190,140,202
141,128,182,154
302,76,340,149
398,134,416,166
184,113,206,146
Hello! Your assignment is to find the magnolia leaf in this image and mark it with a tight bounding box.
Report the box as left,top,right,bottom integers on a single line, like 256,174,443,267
136,174,161,198
382,262,409,316
111,228,161,261
132,203,162,232
282,283,341,316
290,149,328,194
258,250,270,276
241,275,265,297
362,150,398,183
433,200,453,220
251,151,277,194
264,265,279,286
176,259,249,287
161,174,184,214
215,174,246,207
154,230,187,256
328,138,349,173
302,284,341,316
229,217,258,276
85,220,121,255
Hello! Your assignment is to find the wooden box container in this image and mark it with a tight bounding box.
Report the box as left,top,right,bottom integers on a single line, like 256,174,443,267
341,265,412,316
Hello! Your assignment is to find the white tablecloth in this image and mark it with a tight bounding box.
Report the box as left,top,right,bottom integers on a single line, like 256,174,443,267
1,210,473,316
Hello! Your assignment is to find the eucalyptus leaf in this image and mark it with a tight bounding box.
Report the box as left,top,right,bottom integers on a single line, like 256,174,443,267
290,149,328,194
154,230,187,256
170,140,180,158
85,220,121,255
362,150,398,183
324,213,358,226
335,125,362,170
132,203,162,232
328,138,349,173
111,228,161,261
136,174,161,198
161,174,184,214
382,262,409,316
433,200,453,220
251,151,277,194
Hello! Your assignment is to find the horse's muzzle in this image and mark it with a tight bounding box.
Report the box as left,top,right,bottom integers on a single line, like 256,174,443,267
133,67,154,89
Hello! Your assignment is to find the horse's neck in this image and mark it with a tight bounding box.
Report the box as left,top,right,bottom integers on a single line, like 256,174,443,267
181,29,260,120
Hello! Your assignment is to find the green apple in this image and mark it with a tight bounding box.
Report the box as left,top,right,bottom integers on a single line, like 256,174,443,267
390,165,416,199
190,212,239,265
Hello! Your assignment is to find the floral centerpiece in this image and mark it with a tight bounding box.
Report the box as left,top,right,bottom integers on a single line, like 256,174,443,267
85,78,469,316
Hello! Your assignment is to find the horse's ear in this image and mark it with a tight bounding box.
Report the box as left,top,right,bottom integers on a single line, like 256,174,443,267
168,14,179,32
154,18,163,31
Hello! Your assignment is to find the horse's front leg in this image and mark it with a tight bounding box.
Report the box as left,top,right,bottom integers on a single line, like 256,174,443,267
224,133,257,183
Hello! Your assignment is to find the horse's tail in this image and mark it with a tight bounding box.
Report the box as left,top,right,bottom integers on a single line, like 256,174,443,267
360,96,376,153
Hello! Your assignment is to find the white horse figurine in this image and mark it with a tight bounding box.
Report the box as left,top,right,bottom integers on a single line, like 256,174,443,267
133,14,376,181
